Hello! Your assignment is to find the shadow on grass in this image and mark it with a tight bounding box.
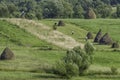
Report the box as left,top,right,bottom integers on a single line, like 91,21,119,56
88,75,120,79
33,74,67,80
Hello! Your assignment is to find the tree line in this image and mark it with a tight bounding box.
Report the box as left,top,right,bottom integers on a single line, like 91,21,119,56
0,0,120,19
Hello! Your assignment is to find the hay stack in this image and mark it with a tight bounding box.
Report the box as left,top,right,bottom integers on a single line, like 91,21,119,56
111,42,119,48
94,29,102,42
58,20,65,26
86,32,93,39
0,47,14,60
99,33,113,45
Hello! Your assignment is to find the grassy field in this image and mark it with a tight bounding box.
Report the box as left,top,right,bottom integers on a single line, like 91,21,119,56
40,19,120,80
0,19,120,80
64,19,120,41
40,19,120,42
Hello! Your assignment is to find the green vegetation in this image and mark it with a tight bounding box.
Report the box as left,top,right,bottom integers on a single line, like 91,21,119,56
64,19,120,41
0,20,58,49
0,18,120,80
40,19,120,43
0,0,120,80
54,42,95,78
0,0,120,19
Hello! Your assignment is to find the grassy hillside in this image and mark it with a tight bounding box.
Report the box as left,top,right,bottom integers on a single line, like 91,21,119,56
39,19,120,80
65,19,120,42
0,20,59,50
6,18,83,49
0,18,120,80
0,19,65,80
40,19,87,43
40,19,120,42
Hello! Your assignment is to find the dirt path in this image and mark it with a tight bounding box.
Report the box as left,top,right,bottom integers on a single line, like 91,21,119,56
6,18,84,49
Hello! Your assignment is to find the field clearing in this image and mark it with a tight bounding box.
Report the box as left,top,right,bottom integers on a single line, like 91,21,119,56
6,18,84,49
0,46,120,80
41,19,120,42
64,19,120,41
0,18,120,80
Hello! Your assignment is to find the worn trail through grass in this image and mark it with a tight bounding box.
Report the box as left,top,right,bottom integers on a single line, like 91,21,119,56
6,18,84,49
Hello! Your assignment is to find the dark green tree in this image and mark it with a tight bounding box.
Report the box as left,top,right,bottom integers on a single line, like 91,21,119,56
116,5,120,18
54,42,95,78
73,3,84,18
63,1,73,18
0,3,9,17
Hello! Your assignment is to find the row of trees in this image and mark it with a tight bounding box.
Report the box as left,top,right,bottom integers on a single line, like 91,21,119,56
0,0,120,19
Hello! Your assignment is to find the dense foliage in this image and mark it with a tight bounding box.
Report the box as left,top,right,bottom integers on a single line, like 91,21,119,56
54,42,95,78
0,0,120,19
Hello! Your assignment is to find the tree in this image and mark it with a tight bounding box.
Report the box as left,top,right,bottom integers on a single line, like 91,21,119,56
35,5,43,19
41,0,59,18
62,1,73,18
0,2,9,17
116,5,120,18
95,4,112,18
73,3,84,18
54,42,95,78
7,3,18,17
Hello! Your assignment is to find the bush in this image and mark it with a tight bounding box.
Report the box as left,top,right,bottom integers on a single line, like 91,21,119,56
54,42,95,78
111,66,118,74
53,23,57,30
65,63,79,78
84,42,95,55
54,61,67,77
25,13,36,19
54,61,79,78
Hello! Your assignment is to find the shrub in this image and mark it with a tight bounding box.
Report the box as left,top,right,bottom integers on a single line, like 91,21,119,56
65,63,79,78
54,42,95,78
84,42,95,55
53,23,57,30
54,61,66,77
54,61,79,78
111,66,118,74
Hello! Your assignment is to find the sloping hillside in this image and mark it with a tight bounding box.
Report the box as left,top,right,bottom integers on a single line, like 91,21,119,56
6,18,84,49
64,19,120,41
0,19,56,48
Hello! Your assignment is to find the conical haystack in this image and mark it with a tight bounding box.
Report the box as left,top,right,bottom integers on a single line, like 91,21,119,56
86,32,93,39
58,20,65,26
111,42,119,48
0,47,14,60
94,29,102,42
99,33,113,45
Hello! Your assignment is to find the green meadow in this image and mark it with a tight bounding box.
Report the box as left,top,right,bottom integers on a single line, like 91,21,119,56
0,19,119,80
